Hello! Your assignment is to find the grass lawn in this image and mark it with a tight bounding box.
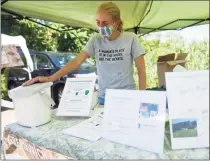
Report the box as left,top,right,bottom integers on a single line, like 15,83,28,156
173,128,197,138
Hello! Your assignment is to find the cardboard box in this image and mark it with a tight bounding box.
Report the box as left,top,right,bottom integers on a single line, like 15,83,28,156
157,53,187,88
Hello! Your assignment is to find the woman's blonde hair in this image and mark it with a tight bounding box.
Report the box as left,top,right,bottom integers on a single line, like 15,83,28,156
97,2,123,32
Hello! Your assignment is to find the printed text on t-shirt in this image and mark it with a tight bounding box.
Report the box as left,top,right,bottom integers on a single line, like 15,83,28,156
98,48,125,62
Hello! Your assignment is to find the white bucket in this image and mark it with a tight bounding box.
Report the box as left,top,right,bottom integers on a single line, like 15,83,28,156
8,82,55,127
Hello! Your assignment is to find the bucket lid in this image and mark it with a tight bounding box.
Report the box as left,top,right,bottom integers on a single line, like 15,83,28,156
8,82,53,99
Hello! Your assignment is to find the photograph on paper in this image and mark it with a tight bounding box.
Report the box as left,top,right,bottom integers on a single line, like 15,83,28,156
172,118,198,138
66,89,90,97
138,103,158,118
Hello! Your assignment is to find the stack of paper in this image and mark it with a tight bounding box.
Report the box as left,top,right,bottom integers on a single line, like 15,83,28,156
62,109,104,142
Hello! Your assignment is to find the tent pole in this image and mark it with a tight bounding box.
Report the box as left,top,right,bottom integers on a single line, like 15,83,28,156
143,19,179,34
134,27,139,34
137,0,153,27
1,8,62,32
1,0,9,6
25,18,62,32
140,18,209,36
181,18,210,30
61,28,97,33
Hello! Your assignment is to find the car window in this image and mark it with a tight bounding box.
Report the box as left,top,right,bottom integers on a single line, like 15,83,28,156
31,55,36,69
67,55,95,67
19,53,27,67
35,55,53,69
49,54,95,68
50,55,68,67
80,60,94,67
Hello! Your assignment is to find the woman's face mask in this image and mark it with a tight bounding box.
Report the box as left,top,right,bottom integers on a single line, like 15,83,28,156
97,25,115,38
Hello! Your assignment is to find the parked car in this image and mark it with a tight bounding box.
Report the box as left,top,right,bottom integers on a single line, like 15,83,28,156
5,49,97,106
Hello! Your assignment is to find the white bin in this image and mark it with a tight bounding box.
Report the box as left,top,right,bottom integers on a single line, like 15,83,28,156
8,82,55,127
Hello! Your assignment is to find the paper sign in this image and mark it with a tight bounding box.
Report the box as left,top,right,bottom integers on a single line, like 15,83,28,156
62,109,104,142
102,89,166,154
165,70,209,150
56,77,96,116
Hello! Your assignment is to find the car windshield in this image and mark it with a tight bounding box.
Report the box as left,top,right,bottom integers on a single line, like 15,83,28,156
49,54,95,68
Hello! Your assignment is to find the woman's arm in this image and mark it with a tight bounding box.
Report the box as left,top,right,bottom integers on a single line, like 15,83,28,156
50,51,89,81
135,56,146,90
23,51,89,86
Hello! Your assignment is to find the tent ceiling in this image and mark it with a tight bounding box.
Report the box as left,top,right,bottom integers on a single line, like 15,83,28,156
1,1,209,35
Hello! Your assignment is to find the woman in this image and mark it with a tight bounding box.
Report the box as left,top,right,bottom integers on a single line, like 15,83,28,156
23,2,146,105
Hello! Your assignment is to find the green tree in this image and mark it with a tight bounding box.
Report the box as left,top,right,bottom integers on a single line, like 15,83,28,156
9,19,59,51
57,28,95,52
135,35,209,88
1,15,95,52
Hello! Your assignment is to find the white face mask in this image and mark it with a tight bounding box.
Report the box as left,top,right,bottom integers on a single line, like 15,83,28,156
97,25,114,38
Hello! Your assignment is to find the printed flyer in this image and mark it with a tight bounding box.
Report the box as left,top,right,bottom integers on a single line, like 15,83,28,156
56,77,96,116
102,89,166,154
165,70,209,150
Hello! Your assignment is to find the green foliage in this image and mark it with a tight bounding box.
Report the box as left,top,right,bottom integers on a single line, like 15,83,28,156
173,128,197,138
9,19,59,51
57,28,94,52
1,16,94,52
134,36,209,88
185,41,209,70
1,69,9,99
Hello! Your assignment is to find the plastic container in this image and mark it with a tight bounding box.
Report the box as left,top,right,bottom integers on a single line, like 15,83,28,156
8,82,55,127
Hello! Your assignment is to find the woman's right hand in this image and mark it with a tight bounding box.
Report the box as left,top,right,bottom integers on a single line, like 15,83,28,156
22,76,52,86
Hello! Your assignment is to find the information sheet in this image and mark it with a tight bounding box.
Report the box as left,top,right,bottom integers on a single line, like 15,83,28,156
165,70,209,149
56,77,96,116
102,89,166,154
